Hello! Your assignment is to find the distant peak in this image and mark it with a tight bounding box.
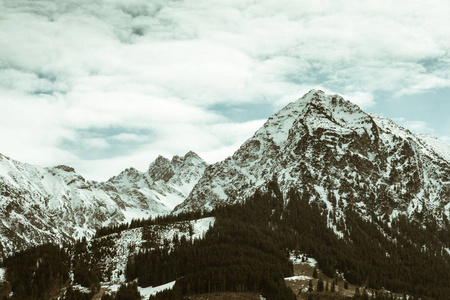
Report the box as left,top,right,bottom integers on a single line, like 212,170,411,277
301,89,324,99
184,150,202,160
152,155,171,166
54,165,76,173
171,151,204,163
107,167,141,182
298,89,346,105
122,167,140,174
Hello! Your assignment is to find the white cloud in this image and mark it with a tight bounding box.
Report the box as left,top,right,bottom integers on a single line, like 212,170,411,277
393,118,436,135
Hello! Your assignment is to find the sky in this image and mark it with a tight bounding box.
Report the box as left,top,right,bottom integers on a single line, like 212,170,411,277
1,0,450,181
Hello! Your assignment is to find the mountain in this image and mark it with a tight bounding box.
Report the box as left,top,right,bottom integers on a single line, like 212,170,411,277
174,90,450,228
0,151,207,256
2,90,450,300
98,151,207,220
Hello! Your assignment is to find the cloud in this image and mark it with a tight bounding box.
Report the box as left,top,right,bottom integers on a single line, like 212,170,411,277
1,0,450,179
393,118,436,135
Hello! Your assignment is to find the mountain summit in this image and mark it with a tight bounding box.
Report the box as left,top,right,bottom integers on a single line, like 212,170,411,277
174,90,450,228
0,151,207,255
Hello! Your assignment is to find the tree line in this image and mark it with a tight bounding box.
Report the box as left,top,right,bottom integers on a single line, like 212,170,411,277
2,179,449,299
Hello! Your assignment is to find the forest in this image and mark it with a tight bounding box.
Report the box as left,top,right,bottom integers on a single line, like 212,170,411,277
1,180,449,299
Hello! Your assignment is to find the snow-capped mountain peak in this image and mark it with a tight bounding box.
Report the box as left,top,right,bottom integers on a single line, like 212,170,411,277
174,91,450,231
0,151,207,256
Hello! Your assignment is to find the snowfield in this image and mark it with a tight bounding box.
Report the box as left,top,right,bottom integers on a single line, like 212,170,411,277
139,281,176,298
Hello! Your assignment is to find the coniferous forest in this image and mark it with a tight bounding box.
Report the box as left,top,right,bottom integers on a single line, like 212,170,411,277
1,180,449,299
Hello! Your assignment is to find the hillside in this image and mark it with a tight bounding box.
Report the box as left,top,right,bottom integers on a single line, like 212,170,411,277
1,90,449,299
175,90,450,230
2,180,449,299
0,151,207,256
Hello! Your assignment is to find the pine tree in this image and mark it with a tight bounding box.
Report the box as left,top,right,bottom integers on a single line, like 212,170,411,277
313,268,318,279
308,280,313,292
317,278,324,292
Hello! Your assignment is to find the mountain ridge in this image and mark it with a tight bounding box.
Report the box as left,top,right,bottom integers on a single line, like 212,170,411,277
1,89,449,255
174,90,450,230
0,151,207,256
1,90,450,299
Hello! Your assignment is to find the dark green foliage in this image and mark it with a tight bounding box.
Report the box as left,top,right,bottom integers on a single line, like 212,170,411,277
63,285,95,300
71,238,102,288
281,188,450,299
317,278,324,292
148,287,182,300
115,282,141,300
3,244,69,299
127,181,296,300
308,280,313,292
3,179,449,300
101,293,115,300
95,210,212,238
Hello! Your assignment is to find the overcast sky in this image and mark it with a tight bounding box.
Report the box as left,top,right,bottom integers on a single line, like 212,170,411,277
1,0,449,181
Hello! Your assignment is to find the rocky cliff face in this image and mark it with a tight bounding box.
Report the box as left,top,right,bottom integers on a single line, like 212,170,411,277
174,90,450,228
0,151,207,256
101,151,207,216
2,90,449,256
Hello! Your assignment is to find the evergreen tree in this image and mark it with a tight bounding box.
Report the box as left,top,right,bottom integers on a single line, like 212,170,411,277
116,282,141,300
317,278,324,292
308,280,313,292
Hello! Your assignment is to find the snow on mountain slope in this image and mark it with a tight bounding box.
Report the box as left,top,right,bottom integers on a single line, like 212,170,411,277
101,151,207,219
0,152,207,256
416,133,450,163
174,90,450,228
88,217,215,283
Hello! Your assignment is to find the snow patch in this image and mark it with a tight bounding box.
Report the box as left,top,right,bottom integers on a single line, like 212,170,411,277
139,281,176,298
417,134,450,162
0,268,5,281
289,252,317,268
94,217,215,284
122,207,153,224
72,284,91,294
285,275,312,281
